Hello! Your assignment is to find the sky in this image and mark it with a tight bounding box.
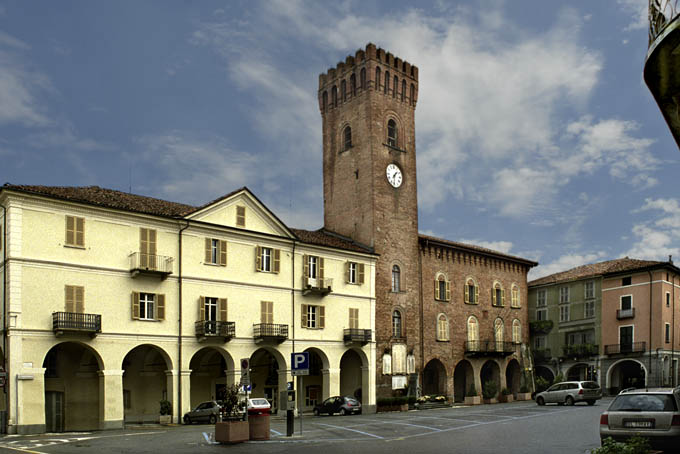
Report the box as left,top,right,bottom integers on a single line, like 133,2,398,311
0,0,677,280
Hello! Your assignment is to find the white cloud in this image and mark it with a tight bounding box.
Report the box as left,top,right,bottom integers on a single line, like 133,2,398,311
617,0,648,31
624,198,680,260
529,252,607,280
0,48,52,126
460,239,514,254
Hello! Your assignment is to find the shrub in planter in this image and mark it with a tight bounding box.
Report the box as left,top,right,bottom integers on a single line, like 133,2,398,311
215,384,248,444
519,384,529,393
159,400,172,424
592,436,650,454
466,385,477,398
502,388,511,396
482,380,498,400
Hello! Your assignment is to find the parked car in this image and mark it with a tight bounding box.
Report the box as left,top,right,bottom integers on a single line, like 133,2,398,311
535,381,602,406
600,387,680,451
313,396,362,416
247,398,271,415
183,400,222,424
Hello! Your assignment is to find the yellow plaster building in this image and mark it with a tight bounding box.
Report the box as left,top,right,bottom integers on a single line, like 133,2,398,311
0,184,377,434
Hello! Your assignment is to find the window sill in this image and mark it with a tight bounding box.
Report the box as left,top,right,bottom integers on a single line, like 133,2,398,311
465,302,478,305
492,304,505,308
135,319,161,322
64,244,86,250
511,305,521,309
303,326,323,330
203,262,224,267
383,143,407,153
436,339,449,343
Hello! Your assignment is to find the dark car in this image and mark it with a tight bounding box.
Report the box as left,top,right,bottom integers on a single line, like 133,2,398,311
183,400,222,424
313,396,361,416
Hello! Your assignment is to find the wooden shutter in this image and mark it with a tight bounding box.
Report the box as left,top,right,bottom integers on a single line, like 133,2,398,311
358,263,365,284
219,298,227,321
492,287,496,305
349,308,358,329
236,206,246,227
149,229,157,255
131,292,140,320
345,262,351,283
501,289,506,306
319,306,325,329
65,286,75,312
75,217,84,246
445,281,451,301
434,278,440,300
319,257,325,279
219,240,227,266
205,238,212,263
273,249,280,273
199,296,205,321
464,284,469,303
255,246,262,271
303,254,309,278
261,301,273,324
156,294,165,320
65,216,75,245
75,286,84,313
475,285,479,304
301,304,308,327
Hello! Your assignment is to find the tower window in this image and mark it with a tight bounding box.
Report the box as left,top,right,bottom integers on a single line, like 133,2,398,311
387,119,397,147
392,264,401,292
322,91,328,112
341,80,347,102
360,68,366,90
375,67,381,91
393,75,398,98
343,126,352,151
392,310,402,338
410,83,415,105
332,85,338,107
384,71,390,95
401,80,406,102
350,73,356,97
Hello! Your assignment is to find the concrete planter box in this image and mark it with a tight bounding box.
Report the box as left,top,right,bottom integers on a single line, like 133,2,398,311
215,421,249,444
516,392,532,401
377,403,409,413
482,398,498,404
159,415,172,425
248,415,270,441
464,396,481,405
499,394,513,403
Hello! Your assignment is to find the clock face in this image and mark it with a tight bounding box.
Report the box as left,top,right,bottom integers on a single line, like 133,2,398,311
386,163,403,188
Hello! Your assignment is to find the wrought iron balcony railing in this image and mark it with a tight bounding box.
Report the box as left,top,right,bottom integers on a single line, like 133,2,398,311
649,0,680,45
52,312,101,337
129,252,173,278
604,342,647,355
195,320,235,341
464,340,515,357
253,323,288,343
562,344,599,358
532,348,552,363
302,276,333,296
530,320,554,334
617,308,635,319
343,328,372,345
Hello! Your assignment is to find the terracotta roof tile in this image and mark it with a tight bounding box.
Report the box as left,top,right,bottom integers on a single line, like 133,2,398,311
418,234,538,266
528,257,667,286
292,228,374,254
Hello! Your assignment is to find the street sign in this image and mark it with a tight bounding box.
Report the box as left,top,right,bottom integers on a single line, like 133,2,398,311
240,358,250,385
291,352,309,376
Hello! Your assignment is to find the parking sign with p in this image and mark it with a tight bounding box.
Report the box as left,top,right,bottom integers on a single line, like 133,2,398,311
291,352,309,376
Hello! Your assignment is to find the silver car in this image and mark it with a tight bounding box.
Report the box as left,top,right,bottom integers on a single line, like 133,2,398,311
600,388,680,451
183,400,222,424
535,381,602,406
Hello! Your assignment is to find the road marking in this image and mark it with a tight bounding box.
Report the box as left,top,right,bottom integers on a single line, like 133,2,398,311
314,422,384,439
270,428,282,436
387,421,442,432
202,432,218,444
0,447,43,454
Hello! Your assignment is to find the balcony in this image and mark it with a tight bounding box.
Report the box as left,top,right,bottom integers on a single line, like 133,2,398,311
464,340,515,357
195,321,235,342
533,349,552,363
562,344,599,359
301,276,333,296
343,328,372,345
52,312,101,337
129,252,173,279
530,320,554,334
644,0,680,148
253,323,288,343
604,342,647,355
616,308,635,320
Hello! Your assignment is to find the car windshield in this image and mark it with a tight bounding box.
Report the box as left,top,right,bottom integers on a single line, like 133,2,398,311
581,382,600,389
609,394,677,412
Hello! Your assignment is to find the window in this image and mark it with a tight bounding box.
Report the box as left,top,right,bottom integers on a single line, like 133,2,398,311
467,316,479,343
322,91,328,112
434,275,450,301
341,79,347,102
465,278,478,304
260,301,273,324
665,323,671,343
494,318,504,350
401,79,406,102
667,292,671,307
410,83,415,105
512,319,521,344
392,310,402,338
301,304,325,329
205,238,227,266
65,215,85,247
343,126,352,150
622,276,632,286
585,281,595,299
566,330,594,345
384,71,389,95
393,75,398,98
349,308,359,329
375,67,381,91
559,287,569,304
620,325,633,348
391,265,401,292
65,285,84,313
350,73,356,96
492,283,505,307
387,119,397,147
360,68,366,90
131,292,165,321
534,335,546,350
436,314,449,341
199,296,227,322
585,300,595,318
256,246,280,273
536,308,547,320
304,255,324,280
621,295,632,311
306,385,320,407
236,206,246,227
537,289,547,307
346,261,365,285
559,304,570,322
139,228,157,269
511,285,520,308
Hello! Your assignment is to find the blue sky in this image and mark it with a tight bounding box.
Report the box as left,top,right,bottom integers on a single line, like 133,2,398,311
0,0,676,279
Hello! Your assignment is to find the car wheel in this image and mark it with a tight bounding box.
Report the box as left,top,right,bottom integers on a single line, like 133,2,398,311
340,408,347,416
313,408,320,416
209,414,217,424
536,396,545,406
587,400,595,406
565,396,574,406
183,415,191,425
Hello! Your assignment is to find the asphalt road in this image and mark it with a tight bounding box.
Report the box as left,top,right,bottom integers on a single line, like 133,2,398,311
0,399,611,454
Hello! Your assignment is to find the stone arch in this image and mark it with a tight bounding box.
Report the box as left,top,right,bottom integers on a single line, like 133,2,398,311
249,347,287,413
340,348,367,403
566,362,590,382
299,347,330,412
122,344,173,424
505,359,521,395
423,358,447,396
384,113,403,148
188,347,235,409
535,365,555,383
606,359,647,395
43,341,104,432
453,359,474,402
481,360,501,399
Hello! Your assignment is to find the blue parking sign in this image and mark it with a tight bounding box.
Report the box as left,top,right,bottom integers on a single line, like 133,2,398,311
291,352,309,375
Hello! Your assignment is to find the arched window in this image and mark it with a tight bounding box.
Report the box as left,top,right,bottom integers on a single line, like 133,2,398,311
393,75,398,98
410,83,415,105
391,265,401,292
392,310,402,338
434,274,450,301
384,71,390,95
401,79,406,102
437,314,449,341
387,119,397,147
492,282,505,307
322,91,328,112
332,85,338,108
467,316,479,348
511,284,520,308
360,68,366,90
375,67,381,91
343,126,352,150
341,80,347,102
465,278,478,304
350,73,356,97
494,318,504,351
512,319,521,344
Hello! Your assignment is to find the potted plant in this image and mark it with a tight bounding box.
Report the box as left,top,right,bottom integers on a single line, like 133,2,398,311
214,384,248,444
482,380,498,404
464,384,481,405
499,387,513,403
159,399,172,425
517,383,531,401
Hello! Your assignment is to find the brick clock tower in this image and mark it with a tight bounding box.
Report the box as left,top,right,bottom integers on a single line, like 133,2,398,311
319,43,421,398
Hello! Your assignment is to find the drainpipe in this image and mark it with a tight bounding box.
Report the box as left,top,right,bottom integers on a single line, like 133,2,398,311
648,270,653,390
177,220,190,423
673,271,676,387
1,203,6,433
